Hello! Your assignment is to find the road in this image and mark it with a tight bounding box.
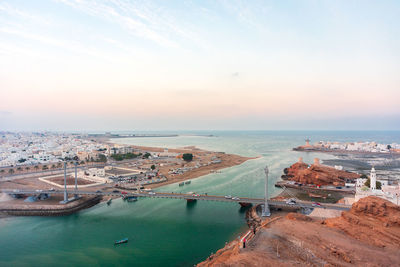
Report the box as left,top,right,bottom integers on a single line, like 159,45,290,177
1,189,351,211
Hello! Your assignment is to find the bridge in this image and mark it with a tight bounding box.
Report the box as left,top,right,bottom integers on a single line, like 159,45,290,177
0,189,351,211
1,163,352,213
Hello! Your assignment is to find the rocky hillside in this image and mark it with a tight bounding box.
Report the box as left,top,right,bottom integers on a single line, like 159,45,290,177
198,197,400,266
282,160,360,185
325,196,400,248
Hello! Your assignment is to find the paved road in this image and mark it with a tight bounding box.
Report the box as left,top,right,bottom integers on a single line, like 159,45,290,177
0,164,107,181
275,181,356,194
1,189,351,211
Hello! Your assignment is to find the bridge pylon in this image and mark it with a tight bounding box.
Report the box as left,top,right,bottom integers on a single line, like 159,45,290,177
262,166,271,217
74,161,78,198
61,161,68,203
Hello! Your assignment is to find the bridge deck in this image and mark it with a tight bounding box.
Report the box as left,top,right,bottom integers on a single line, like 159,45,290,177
1,189,351,211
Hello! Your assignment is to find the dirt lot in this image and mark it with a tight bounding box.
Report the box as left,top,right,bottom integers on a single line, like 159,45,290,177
47,176,95,186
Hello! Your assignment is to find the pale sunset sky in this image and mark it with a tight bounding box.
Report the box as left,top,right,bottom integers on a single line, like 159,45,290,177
0,0,399,131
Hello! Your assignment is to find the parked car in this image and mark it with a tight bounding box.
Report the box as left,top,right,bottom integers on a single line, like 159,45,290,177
224,195,232,199
232,197,240,201
286,198,296,205
49,188,55,191
312,202,321,207
35,189,42,192
192,194,200,197
96,190,102,193
121,191,128,194
148,192,156,195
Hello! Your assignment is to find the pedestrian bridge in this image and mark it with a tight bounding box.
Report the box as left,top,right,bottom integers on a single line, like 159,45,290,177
0,189,351,211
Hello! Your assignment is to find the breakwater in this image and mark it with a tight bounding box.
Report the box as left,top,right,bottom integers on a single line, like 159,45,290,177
0,196,101,216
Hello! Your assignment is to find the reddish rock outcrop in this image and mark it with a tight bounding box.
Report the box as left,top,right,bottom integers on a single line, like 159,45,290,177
197,197,400,266
325,196,400,248
283,159,360,186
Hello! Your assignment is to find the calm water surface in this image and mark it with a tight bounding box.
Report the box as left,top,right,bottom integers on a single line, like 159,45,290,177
1,131,399,266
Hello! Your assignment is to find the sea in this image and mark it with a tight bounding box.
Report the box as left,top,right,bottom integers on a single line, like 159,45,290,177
0,131,399,267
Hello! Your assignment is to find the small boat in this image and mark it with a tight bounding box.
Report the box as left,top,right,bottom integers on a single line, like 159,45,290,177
179,182,184,186
185,181,191,184
126,196,138,202
107,198,112,205
114,238,128,245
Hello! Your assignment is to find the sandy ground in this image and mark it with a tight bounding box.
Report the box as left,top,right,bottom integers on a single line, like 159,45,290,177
47,176,95,186
147,153,254,189
308,207,342,219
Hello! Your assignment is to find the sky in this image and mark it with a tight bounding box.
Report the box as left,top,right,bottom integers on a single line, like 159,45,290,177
0,0,399,131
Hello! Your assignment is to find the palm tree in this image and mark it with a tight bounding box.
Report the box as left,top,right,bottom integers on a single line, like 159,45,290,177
51,164,56,169
34,165,39,170
8,169,14,174
25,167,30,172
57,163,62,168
42,165,48,170
0,169,5,174
17,167,22,172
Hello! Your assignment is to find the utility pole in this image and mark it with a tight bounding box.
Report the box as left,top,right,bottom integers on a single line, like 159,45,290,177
63,161,68,203
262,166,271,217
74,161,78,199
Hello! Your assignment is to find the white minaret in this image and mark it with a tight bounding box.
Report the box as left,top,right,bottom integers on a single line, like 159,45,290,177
370,166,376,191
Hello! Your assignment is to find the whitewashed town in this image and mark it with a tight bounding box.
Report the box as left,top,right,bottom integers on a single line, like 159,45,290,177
295,139,400,153
0,132,247,203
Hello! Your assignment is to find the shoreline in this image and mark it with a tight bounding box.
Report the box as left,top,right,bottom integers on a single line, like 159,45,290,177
293,147,400,157
106,142,258,190
0,144,257,216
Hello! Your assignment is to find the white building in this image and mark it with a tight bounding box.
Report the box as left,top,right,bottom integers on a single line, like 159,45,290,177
355,167,399,205
370,167,376,191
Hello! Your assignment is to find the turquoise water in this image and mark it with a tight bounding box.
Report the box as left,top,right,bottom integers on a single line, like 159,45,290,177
1,131,399,266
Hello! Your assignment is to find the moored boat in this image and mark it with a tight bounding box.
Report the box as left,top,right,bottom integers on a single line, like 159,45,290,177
107,198,112,205
114,238,128,245
179,182,184,186
185,180,191,184
126,196,138,202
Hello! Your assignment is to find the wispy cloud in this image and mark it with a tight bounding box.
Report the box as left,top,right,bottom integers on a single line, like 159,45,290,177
56,0,178,47
56,0,208,49
0,2,51,24
218,0,271,32
0,26,113,60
